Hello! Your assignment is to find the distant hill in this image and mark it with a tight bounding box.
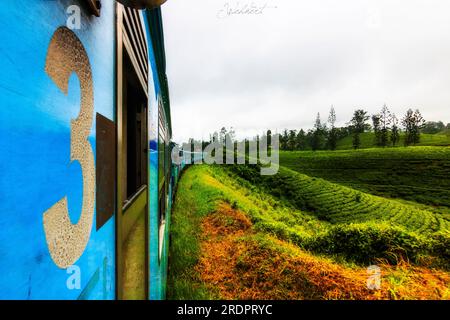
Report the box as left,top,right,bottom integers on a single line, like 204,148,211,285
336,132,450,150
280,147,450,209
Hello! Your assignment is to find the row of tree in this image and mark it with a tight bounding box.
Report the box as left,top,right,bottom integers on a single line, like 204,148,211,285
187,108,447,153
277,105,442,151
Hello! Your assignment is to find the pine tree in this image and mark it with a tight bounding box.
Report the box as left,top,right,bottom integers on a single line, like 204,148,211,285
280,129,289,150
296,129,307,150
288,130,297,151
379,104,391,147
327,106,338,150
311,113,325,151
390,113,400,146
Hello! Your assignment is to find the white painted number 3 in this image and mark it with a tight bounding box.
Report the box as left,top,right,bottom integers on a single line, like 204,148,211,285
43,27,96,269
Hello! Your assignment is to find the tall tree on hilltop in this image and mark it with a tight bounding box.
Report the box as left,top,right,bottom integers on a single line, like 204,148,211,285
327,106,338,150
390,113,400,147
311,113,325,151
372,114,381,146
402,109,425,146
288,129,297,151
379,104,391,147
296,129,307,150
350,109,369,149
280,129,289,150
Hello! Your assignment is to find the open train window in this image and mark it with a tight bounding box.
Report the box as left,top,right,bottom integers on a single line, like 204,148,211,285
122,52,148,202
116,4,150,300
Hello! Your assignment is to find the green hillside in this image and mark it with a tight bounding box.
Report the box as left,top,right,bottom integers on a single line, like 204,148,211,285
230,163,449,264
168,165,450,300
336,132,450,150
279,147,450,209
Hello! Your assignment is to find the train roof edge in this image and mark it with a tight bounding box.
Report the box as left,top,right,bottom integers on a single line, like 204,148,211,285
147,7,172,138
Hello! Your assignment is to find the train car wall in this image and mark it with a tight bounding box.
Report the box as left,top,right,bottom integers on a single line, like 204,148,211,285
0,0,116,299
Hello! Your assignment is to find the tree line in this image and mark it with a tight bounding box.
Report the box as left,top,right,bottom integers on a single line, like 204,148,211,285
184,108,448,153
277,105,448,151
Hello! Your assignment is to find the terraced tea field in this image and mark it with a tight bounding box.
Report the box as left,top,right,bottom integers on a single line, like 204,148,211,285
168,165,450,300
279,147,450,210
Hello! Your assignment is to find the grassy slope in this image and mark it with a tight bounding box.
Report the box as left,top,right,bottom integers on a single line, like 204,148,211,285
336,132,450,150
168,165,450,300
279,147,450,210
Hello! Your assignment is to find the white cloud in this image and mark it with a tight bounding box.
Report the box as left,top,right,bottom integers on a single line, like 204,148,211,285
163,0,450,143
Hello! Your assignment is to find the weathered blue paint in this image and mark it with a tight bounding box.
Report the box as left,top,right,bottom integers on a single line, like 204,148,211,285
0,0,116,299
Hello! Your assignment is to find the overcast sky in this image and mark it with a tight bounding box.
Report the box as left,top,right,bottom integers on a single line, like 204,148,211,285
162,0,450,143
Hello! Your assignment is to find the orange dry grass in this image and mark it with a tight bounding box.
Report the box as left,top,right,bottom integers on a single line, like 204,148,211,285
196,203,450,300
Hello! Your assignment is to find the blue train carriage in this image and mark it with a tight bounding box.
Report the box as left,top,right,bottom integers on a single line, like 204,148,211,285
0,0,173,300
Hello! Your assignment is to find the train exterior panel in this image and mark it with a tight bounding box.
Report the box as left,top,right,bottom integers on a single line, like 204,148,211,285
0,0,174,300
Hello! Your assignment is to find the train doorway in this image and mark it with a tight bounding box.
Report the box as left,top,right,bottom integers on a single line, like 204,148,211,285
116,3,150,300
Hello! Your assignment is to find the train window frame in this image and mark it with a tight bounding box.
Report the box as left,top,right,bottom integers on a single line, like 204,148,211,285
121,51,148,203
118,4,149,206
116,3,150,300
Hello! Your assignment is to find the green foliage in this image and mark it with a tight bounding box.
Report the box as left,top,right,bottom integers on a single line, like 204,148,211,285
402,109,425,146
422,121,446,134
304,223,431,265
350,109,370,149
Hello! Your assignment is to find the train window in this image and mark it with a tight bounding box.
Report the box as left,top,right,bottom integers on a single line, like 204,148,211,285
116,3,150,300
158,189,166,260
158,99,167,191
158,99,169,260
122,52,148,202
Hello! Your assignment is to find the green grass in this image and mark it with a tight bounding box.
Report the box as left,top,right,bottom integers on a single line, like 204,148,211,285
336,132,450,150
279,147,450,210
167,168,222,300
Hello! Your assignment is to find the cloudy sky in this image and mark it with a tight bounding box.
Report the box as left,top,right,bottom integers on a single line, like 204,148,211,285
162,0,450,143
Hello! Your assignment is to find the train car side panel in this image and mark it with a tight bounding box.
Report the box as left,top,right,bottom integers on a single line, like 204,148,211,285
0,0,116,299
